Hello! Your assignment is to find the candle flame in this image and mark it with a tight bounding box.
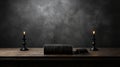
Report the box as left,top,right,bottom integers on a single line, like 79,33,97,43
23,31,26,35
93,31,95,34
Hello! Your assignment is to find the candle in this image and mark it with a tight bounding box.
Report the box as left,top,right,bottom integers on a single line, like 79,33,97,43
23,31,26,40
23,31,26,35
93,30,95,35
92,30,95,41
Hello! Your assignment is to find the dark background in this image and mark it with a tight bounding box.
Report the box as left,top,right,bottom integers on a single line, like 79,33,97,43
0,0,119,48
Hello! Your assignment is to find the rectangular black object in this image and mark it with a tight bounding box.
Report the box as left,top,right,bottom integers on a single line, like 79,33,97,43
74,49,89,54
44,46,73,55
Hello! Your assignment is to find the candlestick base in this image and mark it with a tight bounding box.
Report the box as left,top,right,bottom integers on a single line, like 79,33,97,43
90,46,98,51
20,48,29,51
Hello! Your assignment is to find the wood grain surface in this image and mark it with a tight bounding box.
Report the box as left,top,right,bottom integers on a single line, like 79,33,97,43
0,48,119,57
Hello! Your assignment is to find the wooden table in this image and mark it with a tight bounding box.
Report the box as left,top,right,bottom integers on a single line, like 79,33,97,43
0,48,120,56
0,48,120,59
0,48,120,67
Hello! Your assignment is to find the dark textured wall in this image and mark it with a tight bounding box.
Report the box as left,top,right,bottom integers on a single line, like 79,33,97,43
0,0,118,48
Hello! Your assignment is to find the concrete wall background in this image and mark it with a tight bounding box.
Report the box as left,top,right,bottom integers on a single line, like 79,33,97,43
0,0,119,48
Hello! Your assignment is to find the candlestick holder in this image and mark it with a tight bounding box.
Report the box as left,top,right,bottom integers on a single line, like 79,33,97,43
90,31,98,51
20,35,29,51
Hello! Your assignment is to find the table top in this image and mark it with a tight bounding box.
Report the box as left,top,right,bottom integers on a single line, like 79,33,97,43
0,48,119,66
0,48,119,57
